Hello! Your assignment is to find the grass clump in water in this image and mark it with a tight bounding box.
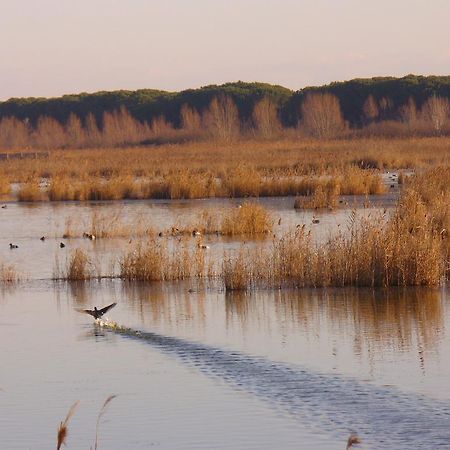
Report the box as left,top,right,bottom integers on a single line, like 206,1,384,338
120,238,208,281
221,203,272,236
294,179,340,209
0,262,21,283
64,248,95,280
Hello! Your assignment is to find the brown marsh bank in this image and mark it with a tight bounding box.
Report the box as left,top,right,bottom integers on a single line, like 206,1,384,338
0,136,448,203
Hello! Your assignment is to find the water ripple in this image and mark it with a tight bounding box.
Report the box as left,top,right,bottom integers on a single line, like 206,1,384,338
105,322,450,449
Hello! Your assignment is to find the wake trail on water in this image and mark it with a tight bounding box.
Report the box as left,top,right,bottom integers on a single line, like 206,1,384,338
100,320,450,449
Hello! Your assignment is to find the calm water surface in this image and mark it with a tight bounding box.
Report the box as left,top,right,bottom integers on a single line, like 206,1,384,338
1,196,449,449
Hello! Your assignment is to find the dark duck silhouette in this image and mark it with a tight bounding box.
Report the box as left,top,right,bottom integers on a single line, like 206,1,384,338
77,302,117,320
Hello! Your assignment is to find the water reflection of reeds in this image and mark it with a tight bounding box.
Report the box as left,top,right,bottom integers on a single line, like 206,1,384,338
115,278,446,360
121,281,207,332
225,287,444,355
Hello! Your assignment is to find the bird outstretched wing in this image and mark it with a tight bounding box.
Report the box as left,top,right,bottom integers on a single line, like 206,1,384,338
75,302,117,318
75,307,97,317
98,302,117,315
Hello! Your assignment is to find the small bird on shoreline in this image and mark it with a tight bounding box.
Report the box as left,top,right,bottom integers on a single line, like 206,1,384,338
76,302,117,320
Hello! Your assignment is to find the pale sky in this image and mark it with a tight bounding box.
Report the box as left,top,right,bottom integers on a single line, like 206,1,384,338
1,0,449,100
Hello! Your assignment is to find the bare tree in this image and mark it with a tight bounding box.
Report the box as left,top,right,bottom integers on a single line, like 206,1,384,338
362,95,379,123
252,97,281,138
0,117,31,149
180,104,201,132
399,97,417,124
66,113,86,148
151,115,174,137
420,96,450,134
102,107,144,146
202,95,240,141
34,116,66,149
378,97,393,112
300,93,346,138
85,113,102,147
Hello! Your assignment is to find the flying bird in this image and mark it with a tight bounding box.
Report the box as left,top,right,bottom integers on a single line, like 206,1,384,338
76,302,117,320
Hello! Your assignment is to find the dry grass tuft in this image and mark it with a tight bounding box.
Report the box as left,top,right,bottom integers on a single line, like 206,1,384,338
120,238,208,281
339,167,386,195
221,203,272,235
0,262,21,283
65,248,94,280
223,250,252,291
89,209,127,238
294,179,340,209
57,401,79,450
17,179,43,201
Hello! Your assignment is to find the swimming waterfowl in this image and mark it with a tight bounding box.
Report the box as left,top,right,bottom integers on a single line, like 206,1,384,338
77,302,117,320
60,242,66,248
9,243,18,249
40,236,46,241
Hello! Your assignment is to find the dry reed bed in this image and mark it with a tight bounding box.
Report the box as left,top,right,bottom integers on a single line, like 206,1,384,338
3,137,450,183
168,203,272,237
51,166,449,287
17,167,385,201
5,136,450,201
60,203,271,240
117,167,450,288
55,248,100,281
119,238,211,282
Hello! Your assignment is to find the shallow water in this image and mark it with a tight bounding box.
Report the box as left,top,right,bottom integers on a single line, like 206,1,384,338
2,196,450,449
0,195,394,280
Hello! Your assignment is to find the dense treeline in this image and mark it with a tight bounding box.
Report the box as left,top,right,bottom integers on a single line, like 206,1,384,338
1,75,450,149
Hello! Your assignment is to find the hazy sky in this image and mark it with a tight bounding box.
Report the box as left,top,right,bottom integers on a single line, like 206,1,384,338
1,0,449,100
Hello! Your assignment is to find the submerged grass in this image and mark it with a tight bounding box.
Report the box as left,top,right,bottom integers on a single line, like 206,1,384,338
61,209,155,239
0,262,21,283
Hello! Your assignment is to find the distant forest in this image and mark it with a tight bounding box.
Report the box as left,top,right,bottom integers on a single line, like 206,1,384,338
1,75,450,149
